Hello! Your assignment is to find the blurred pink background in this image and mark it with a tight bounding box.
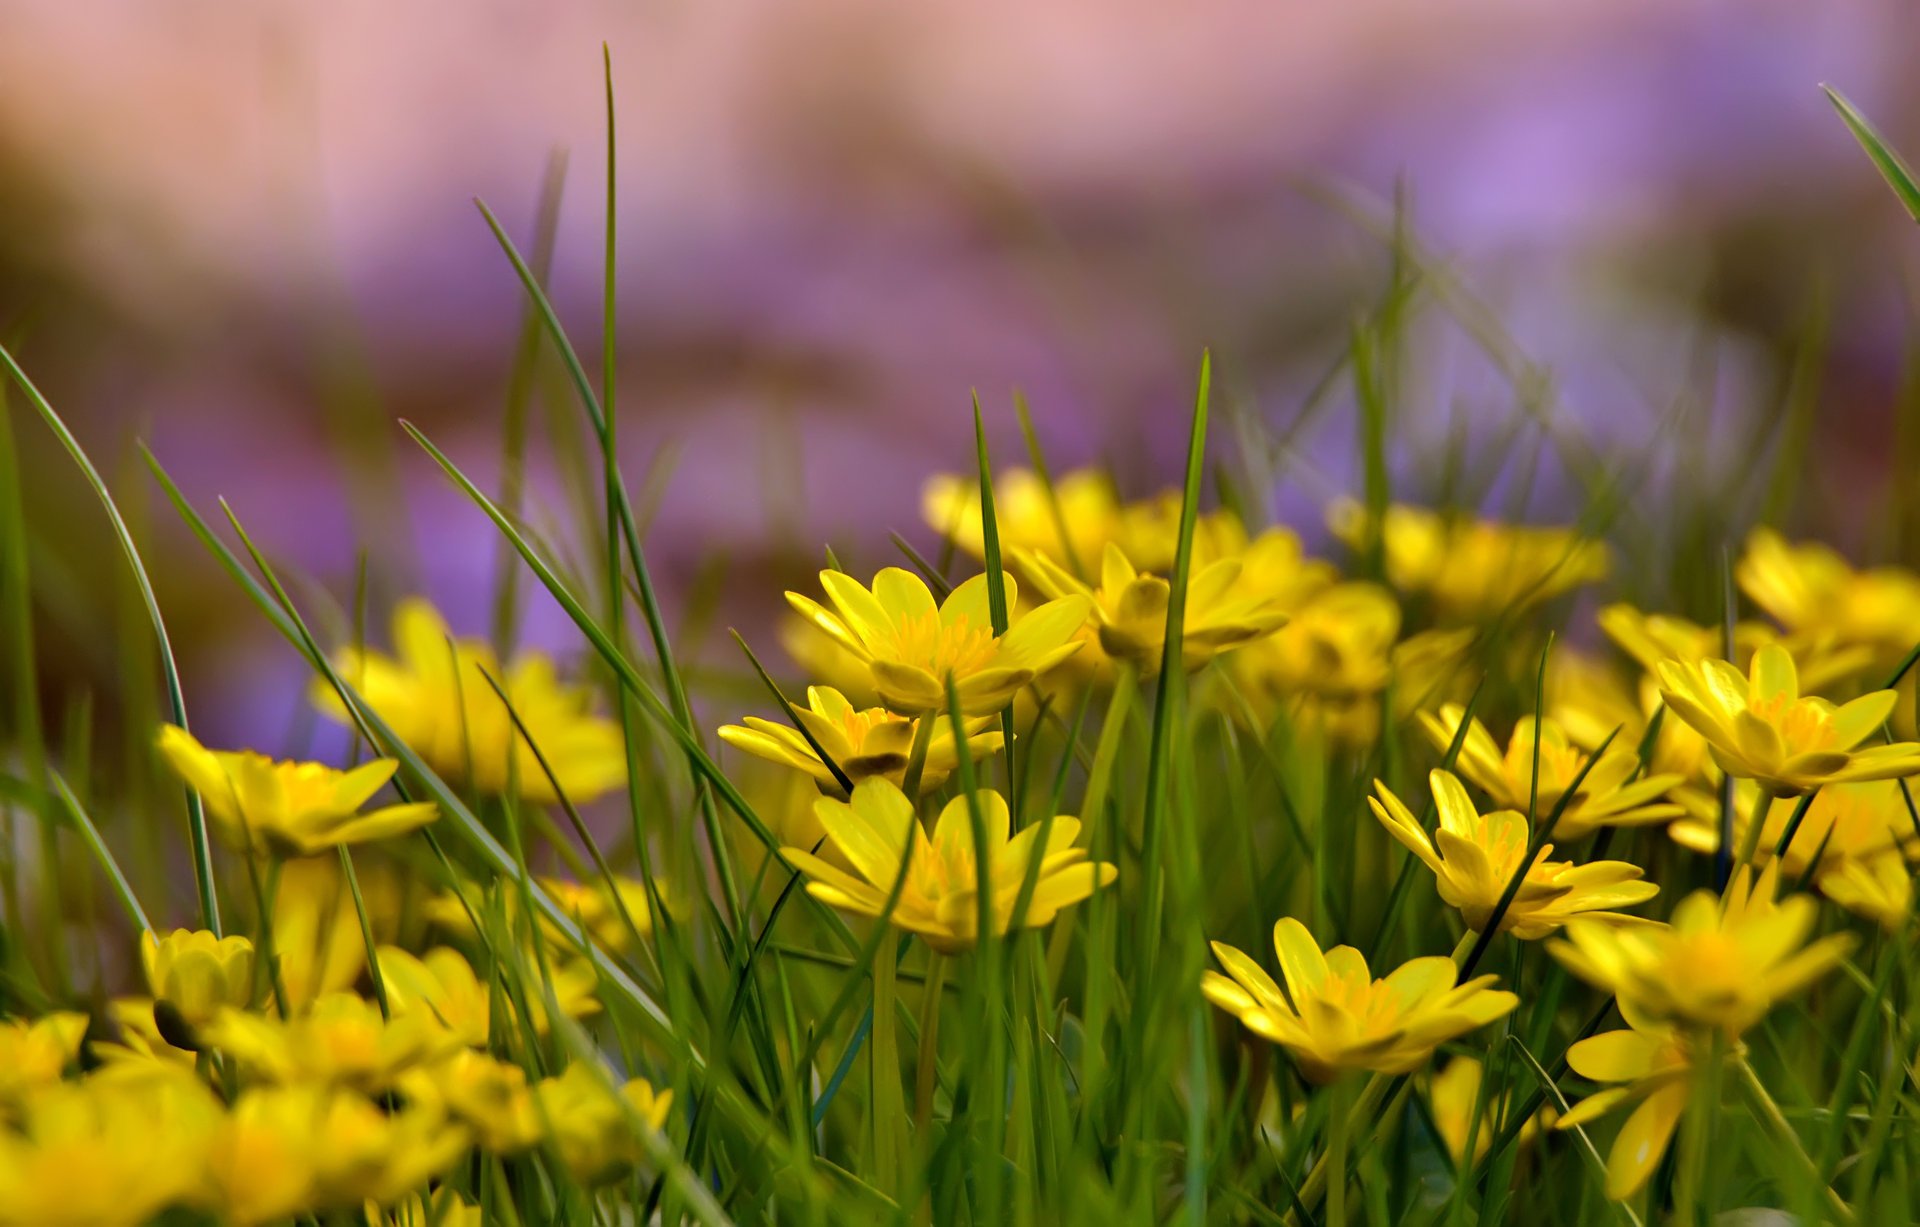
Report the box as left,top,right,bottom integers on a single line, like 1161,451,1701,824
4,0,1919,744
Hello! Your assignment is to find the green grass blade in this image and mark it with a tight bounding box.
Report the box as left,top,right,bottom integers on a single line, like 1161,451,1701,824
1825,85,1920,224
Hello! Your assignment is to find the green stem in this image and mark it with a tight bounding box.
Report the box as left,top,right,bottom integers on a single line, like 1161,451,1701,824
913,952,948,1131
900,711,939,805
1327,1075,1354,1227
1737,1056,1855,1224
870,939,905,1197
1673,1031,1724,1227
1729,783,1777,890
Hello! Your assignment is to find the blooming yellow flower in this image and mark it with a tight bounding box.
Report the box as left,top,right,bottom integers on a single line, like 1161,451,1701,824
535,1062,673,1184
317,598,627,804
1597,602,1867,694
1425,1056,1553,1165
1370,772,1657,939
1202,918,1518,1082
1328,500,1607,622
1553,1014,1705,1201
787,568,1089,715
1227,581,1399,742
1667,778,1913,885
400,1050,543,1153
783,779,1116,953
143,928,255,1034
923,467,1126,576
1738,527,1920,658
156,725,439,857
0,1075,216,1227
1550,864,1854,1037
1417,705,1683,840
302,1089,469,1209
1656,643,1920,796
1022,541,1293,676
1819,849,1913,933
720,685,1004,796
379,943,598,1041
0,1013,89,1101
203,992,462,1093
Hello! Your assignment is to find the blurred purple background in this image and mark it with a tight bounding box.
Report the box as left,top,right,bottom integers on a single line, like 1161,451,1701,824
5,0,1920,747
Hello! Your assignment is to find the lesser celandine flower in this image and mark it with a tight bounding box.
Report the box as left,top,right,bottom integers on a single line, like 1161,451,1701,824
1554,1011,1705,1201
1598,601,1868,693
156,725,439,857
1370,772,1657,939
535,1062,674,1184
0,1012,88,1100
143,928,255,1031
787,568,1089,715
1819,850,1913,933
1657,643,1920,796
1228,581,1399,742
378,1189,485,1227
1203,918,1517,1082
199,1087,322,1227
1668,778,1913,886
203,992,462,1092
0,1075,215,1227
922,467,1126,575
423,874,655,962
400,1051,543,1153
379,943,598,1040
783,778,1116,953
1328,500,1608,622
1022,541,1292,676
1550,864,1853,1038
316,598,627,805
719,685,1003,796
1418,705,1683,840
303,1089,470,1209
1738,527,1920,658
271,856,393,1011
1425,1056,1553,1165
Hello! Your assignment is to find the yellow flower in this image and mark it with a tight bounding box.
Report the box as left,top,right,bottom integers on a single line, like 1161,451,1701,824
377,1189,485,1227
203,992,462,1093
317,598,627,804
1228,581,1399,742
720,685,1004,796
922,467,1125,575
1202,918,1518,1082
271,856,398,1011
0,1013,88,1101
1417,705,1683,840
1667,779,1913,884
400,1050,543,1153
303,1089,469,1209
156,725,439,857
199,1087,321,1227
1023,541,1293,676
1425,1056,1553,1165
1549,865,1854,1037
1738,527,1920,657
1597,602,1867,694
1547,650,1712,788
0,1075,215,1227
1819,850,1913,933
93,999,195,1073
378,943,598,1041
1328,501,1607,622
787,568,1089,715
142,929,254,1032
1656,643,1920,796
783,778,1116,954
535,1062,673,1184
1553,1015,1705,1201
1370,772,1657,940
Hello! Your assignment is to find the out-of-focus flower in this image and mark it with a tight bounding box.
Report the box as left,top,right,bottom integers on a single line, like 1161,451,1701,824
1389,627,1480,718
142,929,255,1032
1547,648,1712,788
1667,779,1912,883
720,685,1003,796
1202,918,1517,1082
923,467,1125,576
1554,1014,1705,1201
778,612,882,708
271,856,398,1012
0,1013,88,1101
1418,705,1683,840
1597,602,1868,694
203,992,461,1093
1738,528,1920,659
156,725,439,857
303,1090,469,1209
535,1062,673,1185
1022,541,1292,676
423,875,654,971
1819,850,1913,933
1228,581,1398,742
1328,501,1607,622
1550,865,1853,1037
782,779,1115,953
377,1189,485,1227
1370,772,1656,939
400,1050,542,1153
787,569,1088,714
379,943,597,1040
1425,1056,1553,1165
316,598,627,805
1657,644,1920,796
198,1087,321,1227
0,1075,215,1227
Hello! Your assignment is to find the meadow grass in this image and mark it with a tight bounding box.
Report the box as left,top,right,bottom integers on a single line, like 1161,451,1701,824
0,75,1917,1227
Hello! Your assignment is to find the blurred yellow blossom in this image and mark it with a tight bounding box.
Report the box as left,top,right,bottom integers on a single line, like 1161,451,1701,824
536,1062,674,1184
1668,778,1913,884
317,598,627,805
203,992,462,1093
1370,771,1657,939
783,779,1116,953
0,1075,216,1227
157,725,439,857
787,568,1088,714
1328,501,1607,622
1738,527,1920,658
1819,850,1913,933
1202,918,1517,1082
0,1013,88,1101
720,684,1003,796
1228,581,1399,741
1426,1056,1553,1165
400,1050,543,1153
1554,1013,1706,1201
143,928,255,1033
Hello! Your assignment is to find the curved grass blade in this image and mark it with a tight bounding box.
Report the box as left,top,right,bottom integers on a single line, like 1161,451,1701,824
1825,85,1920,225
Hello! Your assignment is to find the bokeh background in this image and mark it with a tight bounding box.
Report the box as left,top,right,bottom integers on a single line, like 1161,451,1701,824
5,0,1920,748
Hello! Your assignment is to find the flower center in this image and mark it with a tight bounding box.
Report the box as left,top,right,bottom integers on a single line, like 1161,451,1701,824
889,611,1000,678
1749,694,1833,751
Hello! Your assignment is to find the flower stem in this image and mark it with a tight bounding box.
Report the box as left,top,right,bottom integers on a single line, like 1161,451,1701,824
900,710,939,804
1737,1056,1856,1224
1728,783,1776,892
870,940,906,1196
1327,1074,1354,1227
913,952,948,1130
